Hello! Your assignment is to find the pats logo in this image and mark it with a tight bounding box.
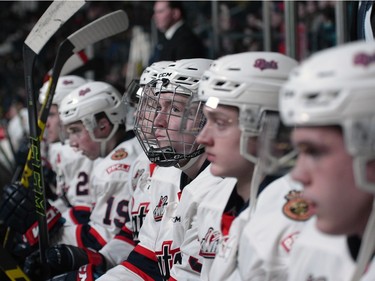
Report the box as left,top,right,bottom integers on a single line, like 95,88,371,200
254,58,278,71
111,148,128,160
354,52,375,67
282,190,312,221
131,168,145,191
199,227,221,258
79,88,90,96
62,79,74,85
153,195,168,221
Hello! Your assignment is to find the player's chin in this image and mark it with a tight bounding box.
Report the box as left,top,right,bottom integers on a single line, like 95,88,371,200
315,217,343,235
209,163,227,178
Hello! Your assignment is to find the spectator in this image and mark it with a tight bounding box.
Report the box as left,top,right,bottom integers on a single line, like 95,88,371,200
149,0,206,64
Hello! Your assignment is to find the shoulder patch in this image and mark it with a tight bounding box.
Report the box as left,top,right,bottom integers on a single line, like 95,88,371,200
111,148,128,160
282,190,312,221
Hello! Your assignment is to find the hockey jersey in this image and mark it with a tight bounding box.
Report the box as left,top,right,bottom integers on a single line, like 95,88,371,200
288,217,375,281
170,175,237,281
48,141,94,222
55,135,142,251
97,160,230,281
236,174,312,280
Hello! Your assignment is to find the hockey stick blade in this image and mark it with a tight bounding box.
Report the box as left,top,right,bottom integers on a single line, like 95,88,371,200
24,0,86,54
21,10,129,187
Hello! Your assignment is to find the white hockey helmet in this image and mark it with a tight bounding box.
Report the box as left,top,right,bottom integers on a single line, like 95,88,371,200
39,75,87,106
280,40,375,281
134,58,213,167
59,81,125,143
189,52,298,164
140,60,173,87
280,40,375,192
123,61,172,106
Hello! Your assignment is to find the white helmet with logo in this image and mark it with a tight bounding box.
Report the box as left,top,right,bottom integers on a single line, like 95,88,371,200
134,58,213,168
280,40,375,193
199,51,297,133
280,40,375,281
154,58,213,96
39,75,87,106
140,61,173,87
59,81,125,143
192,52,298,165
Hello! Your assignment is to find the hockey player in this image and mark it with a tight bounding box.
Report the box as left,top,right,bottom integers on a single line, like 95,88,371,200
92,58,221,281
38,75,94,222
27,62,177,280
0,81,142,272
176,51,305,281
279,41,375,280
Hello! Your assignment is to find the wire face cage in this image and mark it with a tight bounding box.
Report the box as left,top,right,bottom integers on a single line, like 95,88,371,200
134,79,205,167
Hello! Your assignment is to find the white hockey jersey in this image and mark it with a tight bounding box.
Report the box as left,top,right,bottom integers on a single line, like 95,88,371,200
55,136,142,250
193,180,236,281
288,217,375,281
96,164,182,281
48,141,94,218
97,161,232,281
170,175,237,281
99,152,157,268
236,174,312,280
207,174,313,281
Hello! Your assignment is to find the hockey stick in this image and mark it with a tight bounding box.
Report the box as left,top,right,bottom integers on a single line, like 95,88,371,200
0,246,30,281
22,0,86,275
21,9,129,188
42,50,90,82
17,11,128,277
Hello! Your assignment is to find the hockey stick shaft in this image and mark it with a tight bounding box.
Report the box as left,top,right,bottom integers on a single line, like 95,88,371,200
21,10,129,188
23,0,86,274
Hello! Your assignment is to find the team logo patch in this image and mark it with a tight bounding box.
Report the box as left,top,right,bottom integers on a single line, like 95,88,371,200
354,52,375,67
199,227,221,259
153,195,168,221
79,88,90,96
282,190,312,221
106,164,130,174
254,58,278,71
131,168,145,191
111,148,128,160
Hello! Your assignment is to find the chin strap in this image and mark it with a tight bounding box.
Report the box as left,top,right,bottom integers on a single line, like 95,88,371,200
147,146,205,168
350,199,375,281
248,163,263,218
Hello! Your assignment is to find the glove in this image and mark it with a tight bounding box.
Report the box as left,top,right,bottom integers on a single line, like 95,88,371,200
0,182,36,233
47,264,105,281
24,244,106,279
46,244,106,274
0,182,65,247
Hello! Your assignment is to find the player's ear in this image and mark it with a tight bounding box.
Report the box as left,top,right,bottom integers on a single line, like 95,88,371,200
96,118,110,136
